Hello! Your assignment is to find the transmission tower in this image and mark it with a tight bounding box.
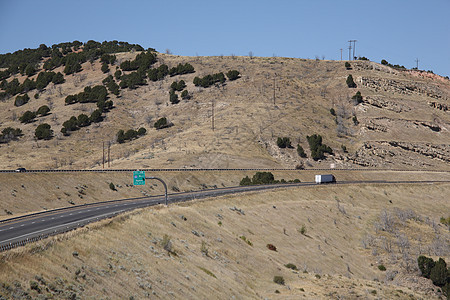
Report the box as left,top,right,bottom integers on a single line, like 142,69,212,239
415,58,419,69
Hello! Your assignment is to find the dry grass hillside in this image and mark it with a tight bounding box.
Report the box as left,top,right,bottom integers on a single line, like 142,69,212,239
0,49,449,170
0,183,448,299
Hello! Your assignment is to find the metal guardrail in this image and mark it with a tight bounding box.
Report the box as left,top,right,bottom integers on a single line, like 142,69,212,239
1,168,449,173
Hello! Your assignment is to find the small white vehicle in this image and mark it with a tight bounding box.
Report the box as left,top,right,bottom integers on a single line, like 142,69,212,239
315,174,336,184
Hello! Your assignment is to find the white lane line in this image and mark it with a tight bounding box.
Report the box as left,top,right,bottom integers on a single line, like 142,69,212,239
32,222,35,224
20,224,24,227
9,227,14,229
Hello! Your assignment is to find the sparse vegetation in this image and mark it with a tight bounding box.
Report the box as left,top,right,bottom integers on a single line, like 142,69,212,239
116,128,146,143
284,263,298,271
352,91,363,103
346,74,357,88
226,70,240,81
306,134,332,161
19,111,36,123
297,144,307,158
35,123,53,140
14,94,30,107
273,276,285,285
154,117,169,130
378,264,386,271
0,127,22,143
240,235,253,246
109,182,116,191
193,72,225,88
276,137,292,148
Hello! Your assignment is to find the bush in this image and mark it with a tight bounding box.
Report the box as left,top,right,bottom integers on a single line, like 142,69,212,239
252,172,275,185
181,90,190,100
169,90,179,104
266,244,277,251
137,127,146,136
297,144,306,158
430,258,447,287
273,276,285,285
14,94,30,107
117,130,125,143
330,108,336,116
239,176,252,186
36,105,50,116
77,114,90,127
306,134,332,161
65,95,78,105
51,72,65,84
101,63,109,73
276,137,292,148
62,116,78,134
378,264,386,271
170,80,186,92
109,182,116,191
352,91,363,103
161,234,173,253
381,59,389,65
226,70,240,81
345,62,351,70
148,64,169,81
154,117,169,130
0,127,22,143
35,123,52,140
168,63,195,76
346,74,357,88
90,109,103,123
284,263,298,271
299,225,306,235
193,72,225,88
19,111,36,123
352,115,358,125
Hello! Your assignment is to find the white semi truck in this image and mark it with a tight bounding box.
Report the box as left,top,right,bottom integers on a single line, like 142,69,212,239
315,174,336,184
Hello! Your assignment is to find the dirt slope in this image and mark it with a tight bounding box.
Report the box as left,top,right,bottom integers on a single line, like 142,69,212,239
0,183,448,299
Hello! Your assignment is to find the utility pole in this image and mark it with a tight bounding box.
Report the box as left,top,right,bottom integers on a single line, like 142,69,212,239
273,75,276,105
348,40,357,60
108,142,110,168
102,142,105,169
340,48,343,61
211,100,215,131
415,58,419,69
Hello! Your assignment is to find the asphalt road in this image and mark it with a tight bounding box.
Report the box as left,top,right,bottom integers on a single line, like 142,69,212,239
0,180,448,251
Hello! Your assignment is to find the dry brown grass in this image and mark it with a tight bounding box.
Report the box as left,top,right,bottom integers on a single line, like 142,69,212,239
0,182,448,299
0,53,448,171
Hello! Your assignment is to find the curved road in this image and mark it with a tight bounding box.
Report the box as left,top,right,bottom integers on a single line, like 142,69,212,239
0,179,448,251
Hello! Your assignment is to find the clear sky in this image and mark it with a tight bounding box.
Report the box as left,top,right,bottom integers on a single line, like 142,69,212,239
0,0,449,77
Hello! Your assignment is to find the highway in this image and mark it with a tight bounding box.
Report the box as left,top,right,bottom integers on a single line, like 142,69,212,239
0,179,448,251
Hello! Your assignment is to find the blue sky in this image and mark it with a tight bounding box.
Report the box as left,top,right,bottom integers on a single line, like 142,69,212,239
0,0,449,77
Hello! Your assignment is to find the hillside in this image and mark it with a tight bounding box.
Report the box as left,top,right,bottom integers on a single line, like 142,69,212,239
0,42,449,170
0,183,448,299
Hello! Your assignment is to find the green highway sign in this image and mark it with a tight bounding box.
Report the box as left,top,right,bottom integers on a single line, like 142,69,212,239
133,171,145,185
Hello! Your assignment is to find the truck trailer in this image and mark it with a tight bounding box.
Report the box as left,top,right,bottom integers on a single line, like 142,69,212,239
315,174,336,184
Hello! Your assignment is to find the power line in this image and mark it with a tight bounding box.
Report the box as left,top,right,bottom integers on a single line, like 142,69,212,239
340,48,343,61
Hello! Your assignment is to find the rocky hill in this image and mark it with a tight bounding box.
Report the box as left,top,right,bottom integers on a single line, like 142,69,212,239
0,41,449,170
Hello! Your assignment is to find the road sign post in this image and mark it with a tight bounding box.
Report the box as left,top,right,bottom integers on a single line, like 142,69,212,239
146,177,168,206
132,171,168,205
